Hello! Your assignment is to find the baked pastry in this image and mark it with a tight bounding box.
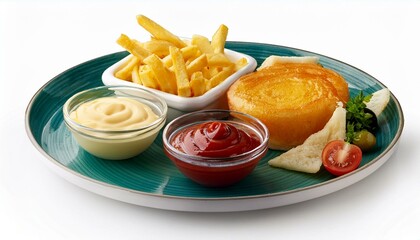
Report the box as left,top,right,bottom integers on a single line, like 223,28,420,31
227,62,349,150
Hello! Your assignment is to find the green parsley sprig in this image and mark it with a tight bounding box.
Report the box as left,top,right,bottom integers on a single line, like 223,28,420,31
345,91,376,143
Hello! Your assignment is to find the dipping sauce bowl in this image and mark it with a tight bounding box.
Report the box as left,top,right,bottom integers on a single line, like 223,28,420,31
63,86,167,160
163,110,269,187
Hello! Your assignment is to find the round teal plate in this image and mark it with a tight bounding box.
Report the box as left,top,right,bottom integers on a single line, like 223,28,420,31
25,42,404,212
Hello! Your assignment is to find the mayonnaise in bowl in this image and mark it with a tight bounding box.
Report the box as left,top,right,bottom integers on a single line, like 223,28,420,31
63,86,167,160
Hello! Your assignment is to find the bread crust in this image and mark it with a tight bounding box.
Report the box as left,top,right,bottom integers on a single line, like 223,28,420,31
227,63,348,150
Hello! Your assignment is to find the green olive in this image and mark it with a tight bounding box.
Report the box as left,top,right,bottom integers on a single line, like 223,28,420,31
353,130,376,152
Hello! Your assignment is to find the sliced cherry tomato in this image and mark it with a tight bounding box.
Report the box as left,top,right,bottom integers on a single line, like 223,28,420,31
322,140,363,176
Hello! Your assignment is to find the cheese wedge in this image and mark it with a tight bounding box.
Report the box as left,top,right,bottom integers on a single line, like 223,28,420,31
365,88,390,116
268,104,346,173
257,55,319,71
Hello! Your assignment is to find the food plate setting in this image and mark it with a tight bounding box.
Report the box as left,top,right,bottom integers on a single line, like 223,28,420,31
26,15,404,212
25,16,403,212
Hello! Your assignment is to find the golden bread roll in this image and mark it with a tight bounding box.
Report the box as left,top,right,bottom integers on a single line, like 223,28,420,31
227,63,349,150
260,63,349,103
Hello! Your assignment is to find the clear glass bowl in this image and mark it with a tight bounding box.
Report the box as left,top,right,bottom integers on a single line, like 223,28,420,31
63,86,167,160
163,110,269,187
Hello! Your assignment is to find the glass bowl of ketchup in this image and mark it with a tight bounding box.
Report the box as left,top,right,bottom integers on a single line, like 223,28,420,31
162,110,269,187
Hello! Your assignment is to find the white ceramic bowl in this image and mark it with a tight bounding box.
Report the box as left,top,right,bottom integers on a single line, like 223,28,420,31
102,49,257,112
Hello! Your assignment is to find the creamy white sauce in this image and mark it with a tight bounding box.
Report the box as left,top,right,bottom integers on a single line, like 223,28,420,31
70,97,158,131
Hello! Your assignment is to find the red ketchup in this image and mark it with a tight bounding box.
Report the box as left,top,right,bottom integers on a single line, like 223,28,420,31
170,121,261,158
165,121,266,187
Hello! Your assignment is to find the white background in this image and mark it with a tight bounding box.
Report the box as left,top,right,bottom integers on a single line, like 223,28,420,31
1,0,419,239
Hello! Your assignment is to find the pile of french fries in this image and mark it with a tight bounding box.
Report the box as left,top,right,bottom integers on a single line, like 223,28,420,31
114,15,247,97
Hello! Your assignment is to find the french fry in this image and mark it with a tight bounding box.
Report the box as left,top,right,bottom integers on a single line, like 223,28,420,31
136,15,187,48
141,39,175,57
191,34,214,54
190,72,207,96
131,65,142,85
207,65,235,89
143,54,177,94
114,56,140,80
211,24,228,54
116,34,150,61
138,65,159,89
186,54,207,77
207,53,233,67
180,45,201,60
234,57,248,71
169,46,192,97
202,66,220,80
162,55,173,68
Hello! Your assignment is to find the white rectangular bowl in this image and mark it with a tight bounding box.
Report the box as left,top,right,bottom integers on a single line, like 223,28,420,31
102,49,257,112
